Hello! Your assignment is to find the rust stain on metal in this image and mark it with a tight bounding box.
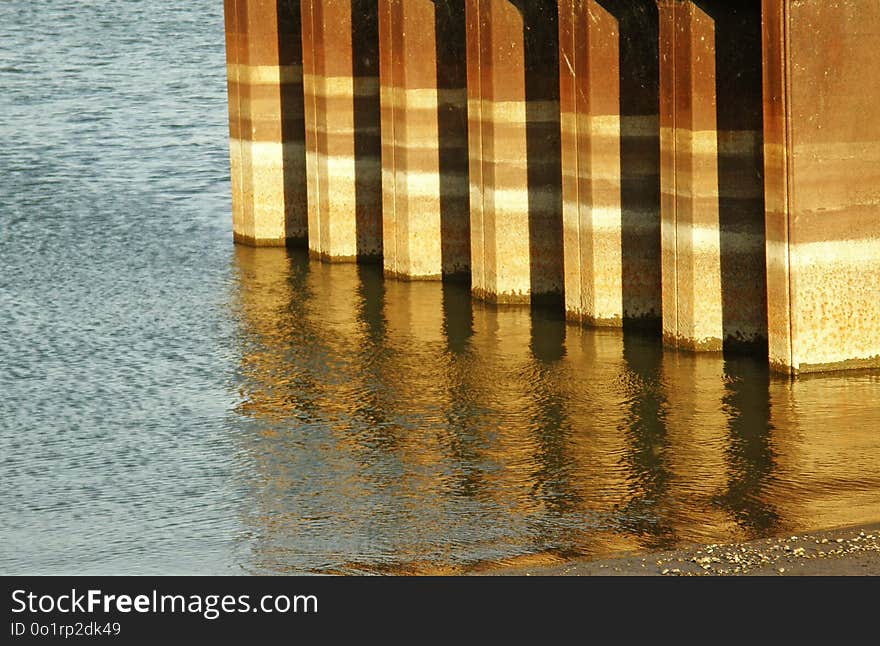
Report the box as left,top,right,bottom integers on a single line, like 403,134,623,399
224,0,308,246
222,0,880,374
658,0,767,353
763,0,880,374
302,0,382,261
465,0,564,304
379,0,471,280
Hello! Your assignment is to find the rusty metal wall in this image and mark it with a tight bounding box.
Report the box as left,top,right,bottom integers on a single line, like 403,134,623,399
466,0,564,304
223,0,880,374
763,0,880,373
658,0,766,352
379,0,470,280
225,0,308,246
559,0,661,327
302,0,382,261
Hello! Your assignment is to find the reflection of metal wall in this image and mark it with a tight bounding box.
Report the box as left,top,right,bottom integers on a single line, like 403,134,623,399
769,373,880,529
231,249,880,573
661,352,734,539
763,0,880,374
225,0,308,246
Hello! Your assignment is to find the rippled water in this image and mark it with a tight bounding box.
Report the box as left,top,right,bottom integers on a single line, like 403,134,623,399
1,1,879,576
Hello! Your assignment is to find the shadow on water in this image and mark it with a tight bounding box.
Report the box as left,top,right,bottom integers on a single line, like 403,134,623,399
441,277,474,355
612,333,676,550
527,311,578,521
713,356,781,536
351,261,393,446
438,281,485,499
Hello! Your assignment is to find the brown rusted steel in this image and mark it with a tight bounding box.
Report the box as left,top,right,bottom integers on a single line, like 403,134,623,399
465,0,564,304
222,0,880,374
379,0,470,280
224,0,308,246
559,0,662,327
763,0,880,374
301,0,382,261
658,0,767,353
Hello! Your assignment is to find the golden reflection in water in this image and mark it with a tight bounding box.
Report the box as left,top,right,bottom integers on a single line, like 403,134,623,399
230,247,880,574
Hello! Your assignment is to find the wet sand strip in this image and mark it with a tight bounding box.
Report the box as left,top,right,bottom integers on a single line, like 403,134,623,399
481,522,880,577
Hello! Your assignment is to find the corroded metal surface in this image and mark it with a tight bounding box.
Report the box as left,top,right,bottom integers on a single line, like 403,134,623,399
559,0,661,327
466,0,564,304
379,0,470,280
224,0,308,246
658,0,767,352
223,0,880,374
302,0,382,261
763,0,880,374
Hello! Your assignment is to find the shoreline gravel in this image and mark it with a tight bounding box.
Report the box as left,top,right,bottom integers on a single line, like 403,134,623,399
484,522,880,576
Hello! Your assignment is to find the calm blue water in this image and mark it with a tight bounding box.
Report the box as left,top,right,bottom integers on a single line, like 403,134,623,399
1,1,879,575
